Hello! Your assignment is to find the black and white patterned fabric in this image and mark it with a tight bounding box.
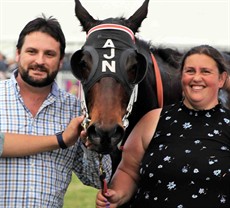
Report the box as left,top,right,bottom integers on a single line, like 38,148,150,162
131,101,230,208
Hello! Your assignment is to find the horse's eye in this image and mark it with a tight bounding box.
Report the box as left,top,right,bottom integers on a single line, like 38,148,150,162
79,60,87,70
126,54,138,83
78,60,90,81
127,64,138,83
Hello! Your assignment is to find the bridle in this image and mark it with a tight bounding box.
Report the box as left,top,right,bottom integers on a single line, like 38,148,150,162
78,24,143,131
76,25,144,201
76,23,164,141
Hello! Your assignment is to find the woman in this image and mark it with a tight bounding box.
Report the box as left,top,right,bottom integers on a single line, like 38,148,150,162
96,45,230,207
0,116,84,157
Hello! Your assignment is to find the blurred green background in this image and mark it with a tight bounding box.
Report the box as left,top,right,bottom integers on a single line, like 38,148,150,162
63,174,98,208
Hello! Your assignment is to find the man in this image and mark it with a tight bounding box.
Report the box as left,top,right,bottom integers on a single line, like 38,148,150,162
0,15,111,207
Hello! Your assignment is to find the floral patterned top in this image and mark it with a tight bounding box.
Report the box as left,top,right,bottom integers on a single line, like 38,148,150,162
130,101,230,208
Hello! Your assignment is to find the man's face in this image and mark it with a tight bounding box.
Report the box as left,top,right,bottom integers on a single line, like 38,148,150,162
16,31,63,87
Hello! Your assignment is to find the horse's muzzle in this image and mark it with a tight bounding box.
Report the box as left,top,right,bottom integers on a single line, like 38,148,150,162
86,123,125,154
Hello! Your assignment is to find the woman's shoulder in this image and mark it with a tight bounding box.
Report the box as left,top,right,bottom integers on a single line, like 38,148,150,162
142,108,162,122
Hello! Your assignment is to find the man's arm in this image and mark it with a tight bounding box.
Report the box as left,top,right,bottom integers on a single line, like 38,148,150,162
0,116,84,157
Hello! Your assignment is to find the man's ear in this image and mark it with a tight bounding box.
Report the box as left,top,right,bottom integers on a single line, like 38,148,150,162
59,58,64,70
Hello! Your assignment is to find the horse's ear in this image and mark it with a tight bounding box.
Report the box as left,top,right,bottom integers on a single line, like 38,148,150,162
127,0,149,33
74,0,99,32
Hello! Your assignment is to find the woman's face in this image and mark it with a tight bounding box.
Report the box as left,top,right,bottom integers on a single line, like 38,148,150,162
181,54,227,110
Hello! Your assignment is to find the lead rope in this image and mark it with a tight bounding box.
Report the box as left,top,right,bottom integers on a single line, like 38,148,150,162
99,154,110,208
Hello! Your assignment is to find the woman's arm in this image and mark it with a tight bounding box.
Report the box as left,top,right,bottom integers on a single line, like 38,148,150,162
96,108,162,207
1,115,84,157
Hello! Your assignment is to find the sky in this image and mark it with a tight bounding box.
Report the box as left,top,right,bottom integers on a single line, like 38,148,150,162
0,0,229,59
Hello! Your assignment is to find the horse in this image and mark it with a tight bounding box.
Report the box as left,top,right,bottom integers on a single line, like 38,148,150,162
70,0,230,174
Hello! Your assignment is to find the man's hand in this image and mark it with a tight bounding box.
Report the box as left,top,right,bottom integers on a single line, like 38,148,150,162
62,115,84,147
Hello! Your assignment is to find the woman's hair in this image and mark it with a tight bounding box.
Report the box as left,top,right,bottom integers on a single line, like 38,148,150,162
16,14,66,60
180,45,228,74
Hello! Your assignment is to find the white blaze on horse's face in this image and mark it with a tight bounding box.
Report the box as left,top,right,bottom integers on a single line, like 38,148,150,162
102,39,116,73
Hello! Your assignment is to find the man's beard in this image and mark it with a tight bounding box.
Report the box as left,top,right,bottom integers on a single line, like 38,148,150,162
19,64,59,87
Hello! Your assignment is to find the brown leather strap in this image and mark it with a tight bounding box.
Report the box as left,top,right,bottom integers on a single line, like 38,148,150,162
151,54,164,107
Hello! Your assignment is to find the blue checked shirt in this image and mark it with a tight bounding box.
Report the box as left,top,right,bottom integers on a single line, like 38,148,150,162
0,70,111,208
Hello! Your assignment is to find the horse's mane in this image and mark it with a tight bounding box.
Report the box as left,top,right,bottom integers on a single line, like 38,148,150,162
135,37,183,69
151,47,183,69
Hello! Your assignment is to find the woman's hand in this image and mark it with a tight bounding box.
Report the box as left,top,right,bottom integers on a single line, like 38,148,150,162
96,189,120,208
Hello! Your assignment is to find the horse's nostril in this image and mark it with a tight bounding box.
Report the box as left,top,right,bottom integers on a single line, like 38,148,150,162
112,124,125,144
87,125,99,142
87,124,124,147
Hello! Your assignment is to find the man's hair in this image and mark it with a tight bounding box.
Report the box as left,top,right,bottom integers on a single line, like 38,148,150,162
16,14,66,59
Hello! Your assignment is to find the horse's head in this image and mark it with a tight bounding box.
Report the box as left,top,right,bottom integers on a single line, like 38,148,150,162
71,0,149,154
